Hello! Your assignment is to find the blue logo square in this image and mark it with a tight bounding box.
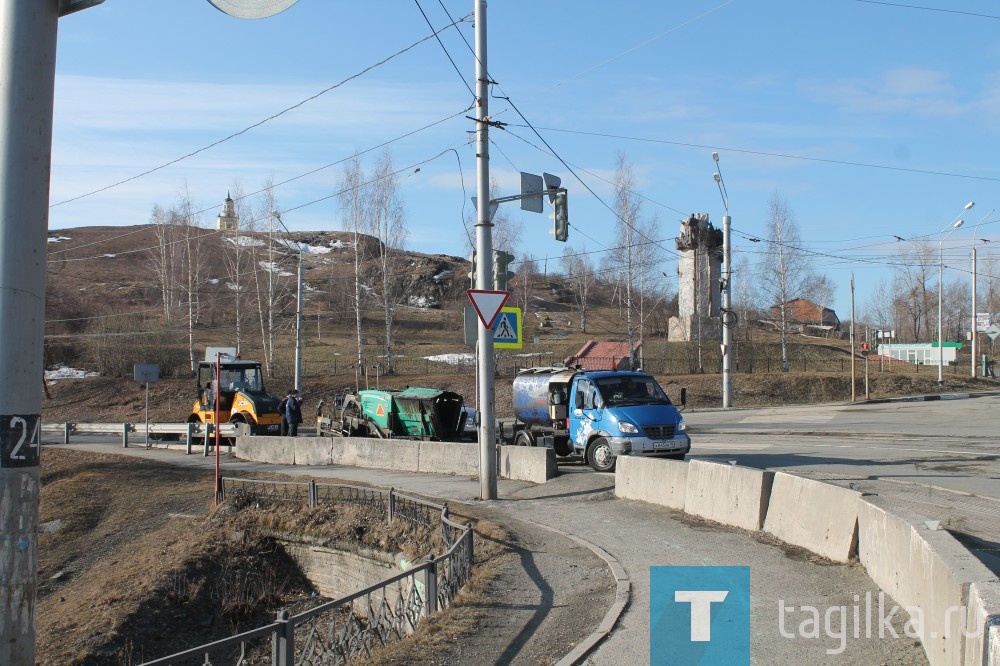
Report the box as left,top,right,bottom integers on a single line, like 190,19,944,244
650,566,750,665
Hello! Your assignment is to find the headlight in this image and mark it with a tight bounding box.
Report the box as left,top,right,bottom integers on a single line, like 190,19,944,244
618,421,639,434
678,418,687,431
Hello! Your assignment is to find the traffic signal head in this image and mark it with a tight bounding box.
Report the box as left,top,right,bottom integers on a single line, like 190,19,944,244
553,191,568,242
468,251,477,288
493,250,515,292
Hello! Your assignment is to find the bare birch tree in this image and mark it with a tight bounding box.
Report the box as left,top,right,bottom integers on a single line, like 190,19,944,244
759,193,814,371
149,204,178,321
605,153,641,367
561,247,596,332
893,242,936,341
364,150,407,374
338,155,370,384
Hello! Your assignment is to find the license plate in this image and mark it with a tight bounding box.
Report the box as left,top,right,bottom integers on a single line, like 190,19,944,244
652,441,679,450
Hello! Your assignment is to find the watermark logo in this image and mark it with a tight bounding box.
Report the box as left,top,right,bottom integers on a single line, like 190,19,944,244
650,566,750,665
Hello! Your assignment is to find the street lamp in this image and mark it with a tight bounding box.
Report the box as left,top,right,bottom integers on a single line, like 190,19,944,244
712,152,733,408
971,209,994,377
938,202,974,383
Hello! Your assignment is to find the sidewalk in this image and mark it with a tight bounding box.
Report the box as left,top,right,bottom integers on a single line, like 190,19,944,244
50,442,927,665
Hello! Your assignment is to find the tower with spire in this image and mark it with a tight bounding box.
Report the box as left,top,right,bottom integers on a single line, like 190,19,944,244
216,192,239,231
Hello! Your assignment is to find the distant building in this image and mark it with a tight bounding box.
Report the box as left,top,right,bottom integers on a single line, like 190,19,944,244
769,298,840,332
216,193,239,231
563,340,639,371
877,342,962,366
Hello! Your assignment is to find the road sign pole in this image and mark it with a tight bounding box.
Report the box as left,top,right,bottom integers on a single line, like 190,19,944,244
473,0,497,500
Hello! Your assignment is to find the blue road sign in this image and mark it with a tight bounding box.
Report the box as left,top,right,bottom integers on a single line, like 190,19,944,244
492,307,522,349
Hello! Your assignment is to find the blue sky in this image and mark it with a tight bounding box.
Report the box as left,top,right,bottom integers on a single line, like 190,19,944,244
50,0,1000,321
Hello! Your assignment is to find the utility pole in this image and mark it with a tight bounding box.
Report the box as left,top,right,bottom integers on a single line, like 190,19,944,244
712,154,732,408
0,4,59,663
473,0,497,500
850,274,856,402
294,244,303,391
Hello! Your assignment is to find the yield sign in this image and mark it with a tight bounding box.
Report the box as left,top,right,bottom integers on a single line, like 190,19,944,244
467,290,510,329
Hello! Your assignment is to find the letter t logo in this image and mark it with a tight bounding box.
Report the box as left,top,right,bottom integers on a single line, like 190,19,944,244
675,590,729,641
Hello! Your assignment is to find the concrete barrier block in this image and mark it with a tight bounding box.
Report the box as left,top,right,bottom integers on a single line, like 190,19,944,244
499,445,555,483
858,496,997,666
293,437,334,466
965,581,1000,666
416,441,478,476
683,460,773,531
236,435,295,465
763,472,860,562
857,498,921,605
328,437,420,472
614,456,687,511
910,525,997,666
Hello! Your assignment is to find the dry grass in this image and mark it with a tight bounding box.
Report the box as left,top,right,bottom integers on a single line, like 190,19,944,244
36,449,515,665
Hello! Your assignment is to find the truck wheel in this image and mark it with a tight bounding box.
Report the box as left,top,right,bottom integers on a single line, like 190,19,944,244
515,431,534,447
587,437,616,473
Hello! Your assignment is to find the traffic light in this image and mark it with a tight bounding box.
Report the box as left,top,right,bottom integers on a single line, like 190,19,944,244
493,250,515,292
553,191,569,242
860,342,870,357
468,251,477,288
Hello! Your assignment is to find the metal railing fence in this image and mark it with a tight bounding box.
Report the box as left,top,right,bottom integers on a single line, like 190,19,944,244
140,478,473,666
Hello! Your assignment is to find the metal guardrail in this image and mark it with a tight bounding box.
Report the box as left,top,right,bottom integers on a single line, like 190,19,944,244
41,421,249,455
140,478,474,666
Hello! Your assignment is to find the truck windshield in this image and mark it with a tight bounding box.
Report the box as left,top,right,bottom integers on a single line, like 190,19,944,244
595,376,671,406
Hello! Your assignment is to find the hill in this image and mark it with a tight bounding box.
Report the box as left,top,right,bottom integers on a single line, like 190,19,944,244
41,224,998,425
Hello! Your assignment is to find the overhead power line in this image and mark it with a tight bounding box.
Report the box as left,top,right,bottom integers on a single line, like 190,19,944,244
49,13,473,208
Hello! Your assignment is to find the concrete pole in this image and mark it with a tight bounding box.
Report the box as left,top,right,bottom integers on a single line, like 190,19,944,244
474,0,497,500
972,244,977,378
721,214,732,408
294,248,303,391
938,241,945,384
850,274,856,402
0,4,59,662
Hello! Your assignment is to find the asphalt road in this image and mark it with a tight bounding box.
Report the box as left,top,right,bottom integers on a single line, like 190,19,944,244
685,393,1000,572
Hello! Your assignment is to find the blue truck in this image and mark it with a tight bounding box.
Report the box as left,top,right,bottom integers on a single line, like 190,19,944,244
499,366,690,472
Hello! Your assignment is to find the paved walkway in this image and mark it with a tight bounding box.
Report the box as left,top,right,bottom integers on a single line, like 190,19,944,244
49,441,927,665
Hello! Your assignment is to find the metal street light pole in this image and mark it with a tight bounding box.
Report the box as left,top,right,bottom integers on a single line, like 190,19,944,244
712,152,732,408
938,202,974,383
970,209,994,378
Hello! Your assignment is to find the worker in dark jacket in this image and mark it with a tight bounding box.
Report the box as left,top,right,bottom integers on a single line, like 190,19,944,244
285,388,303,436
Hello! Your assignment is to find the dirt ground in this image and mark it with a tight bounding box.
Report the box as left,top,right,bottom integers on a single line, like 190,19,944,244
35,447,609,665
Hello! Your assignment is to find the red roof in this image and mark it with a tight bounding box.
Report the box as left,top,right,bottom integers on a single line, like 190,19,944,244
563,340,637,370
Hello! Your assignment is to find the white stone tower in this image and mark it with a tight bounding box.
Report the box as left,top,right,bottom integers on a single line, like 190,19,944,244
669,213,722,342
216,192,239,231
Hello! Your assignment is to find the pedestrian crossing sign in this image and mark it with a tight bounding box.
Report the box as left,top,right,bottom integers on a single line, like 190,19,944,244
492,307,522,349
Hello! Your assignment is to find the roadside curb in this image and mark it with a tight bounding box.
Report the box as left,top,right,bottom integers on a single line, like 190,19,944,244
512,520,631,666
860,392,971,404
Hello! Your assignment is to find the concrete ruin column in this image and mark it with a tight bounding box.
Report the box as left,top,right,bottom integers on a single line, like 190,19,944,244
669,213,723,342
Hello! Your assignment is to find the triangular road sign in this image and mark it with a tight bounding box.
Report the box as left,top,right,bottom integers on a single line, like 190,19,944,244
467,290,510,329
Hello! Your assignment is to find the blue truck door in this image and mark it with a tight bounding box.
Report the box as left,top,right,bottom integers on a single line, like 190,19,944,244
570,378,603,450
